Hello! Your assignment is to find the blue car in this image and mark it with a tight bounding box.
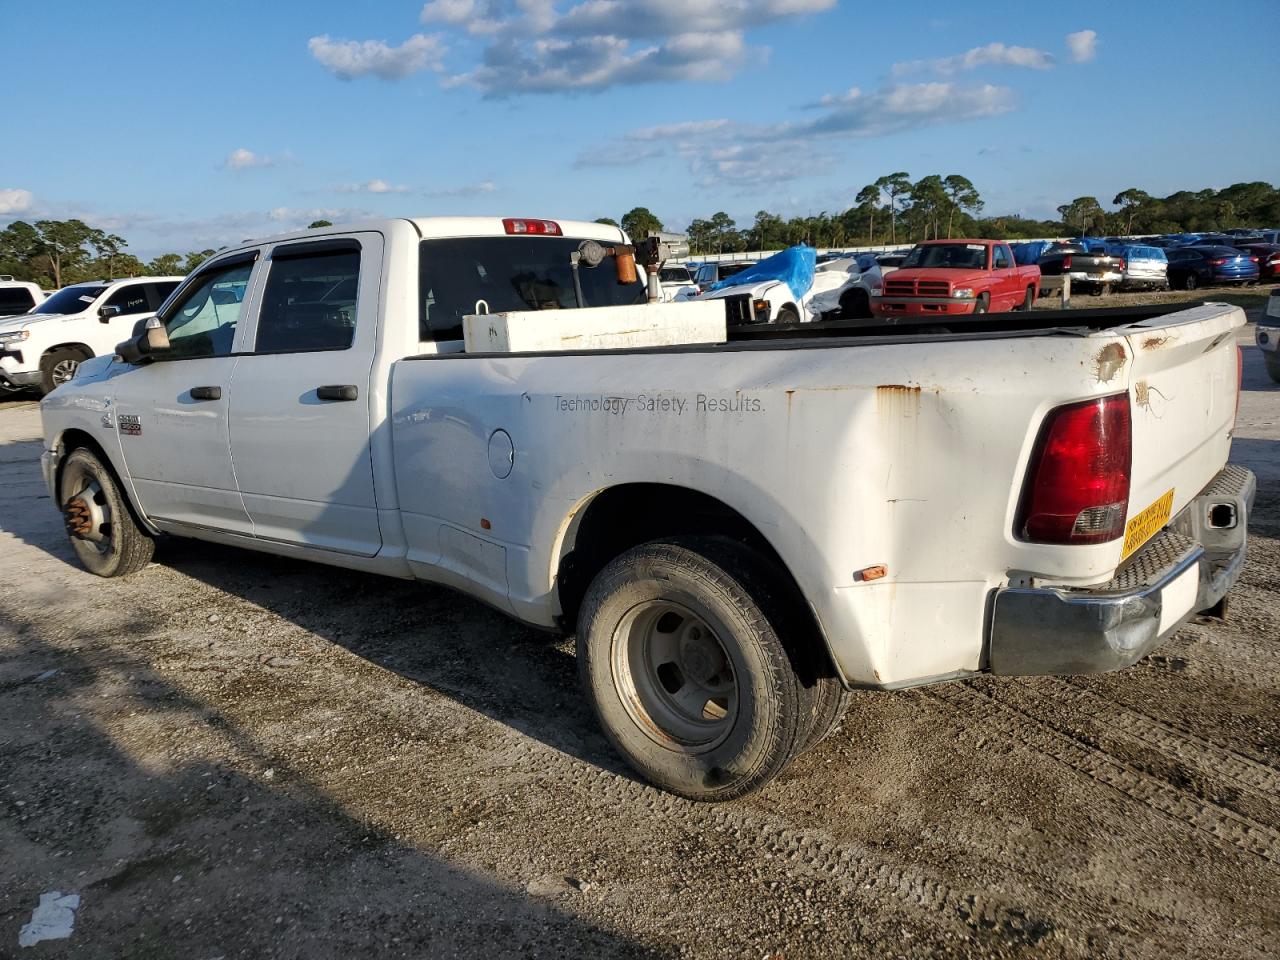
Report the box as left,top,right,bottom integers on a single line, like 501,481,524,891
1166,245,1260,290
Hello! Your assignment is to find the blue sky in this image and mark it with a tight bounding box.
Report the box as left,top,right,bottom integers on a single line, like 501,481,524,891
1,0,1275,257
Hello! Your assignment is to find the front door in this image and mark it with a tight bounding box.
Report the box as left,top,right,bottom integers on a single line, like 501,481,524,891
111,255,259,533
227,234,383,557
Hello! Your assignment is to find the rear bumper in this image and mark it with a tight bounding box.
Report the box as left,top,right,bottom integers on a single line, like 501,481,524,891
987,465,1255,676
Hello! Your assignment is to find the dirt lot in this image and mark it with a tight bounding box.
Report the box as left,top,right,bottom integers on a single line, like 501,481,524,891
1,299,1277,958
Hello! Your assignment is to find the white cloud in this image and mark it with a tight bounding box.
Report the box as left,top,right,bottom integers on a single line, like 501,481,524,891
555,0,835,40
338,179,411,194
308,33,447,80
223,148,274,170
350,0,832,94
0,188,34,215
425,180,498,198
1065,29,1097,63
458,30,752,96
893,42,1053,76
582,81,1015,186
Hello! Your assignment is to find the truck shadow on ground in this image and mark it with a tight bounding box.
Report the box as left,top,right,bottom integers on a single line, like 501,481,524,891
0,433,640,786
154,534,644,784
0,614,665,957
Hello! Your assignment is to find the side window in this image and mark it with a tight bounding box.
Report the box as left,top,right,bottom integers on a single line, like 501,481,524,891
162,261,255,360
0,288,36,315
992,246,1011,269
255,248,360,353
104,285,152,316
146,281,181,311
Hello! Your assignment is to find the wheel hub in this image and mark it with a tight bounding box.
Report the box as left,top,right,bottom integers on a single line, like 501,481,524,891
612,601,738,750
62,484,109,543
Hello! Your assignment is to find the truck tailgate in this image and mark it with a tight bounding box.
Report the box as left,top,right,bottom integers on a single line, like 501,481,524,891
1115,303,1242,558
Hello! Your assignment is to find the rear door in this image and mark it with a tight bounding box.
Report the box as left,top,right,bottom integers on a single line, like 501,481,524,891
227,234,384,556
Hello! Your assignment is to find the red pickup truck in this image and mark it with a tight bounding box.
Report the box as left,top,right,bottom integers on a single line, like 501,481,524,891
871,239,1041,318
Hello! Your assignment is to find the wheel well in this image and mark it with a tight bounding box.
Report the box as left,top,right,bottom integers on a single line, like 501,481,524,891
556,483,836,682
55,429,149,530
43,343,95,363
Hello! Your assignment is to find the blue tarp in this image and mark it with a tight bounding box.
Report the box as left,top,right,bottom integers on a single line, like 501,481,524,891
1011,241,1052,265
1076,236,1108,253
706,245,816,301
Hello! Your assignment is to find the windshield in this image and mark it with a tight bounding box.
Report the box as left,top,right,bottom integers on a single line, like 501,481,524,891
34,285,106,315
718,263,755,280
418,236,647,342
902,244,988,270
659,266,691,283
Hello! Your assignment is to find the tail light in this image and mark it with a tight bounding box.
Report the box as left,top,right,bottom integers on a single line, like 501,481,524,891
1115,258,1126,271
503,218,562,236
1210,258,1227,266
1249,255,1260,263
1062,255,1072,270
1015,393,1132,545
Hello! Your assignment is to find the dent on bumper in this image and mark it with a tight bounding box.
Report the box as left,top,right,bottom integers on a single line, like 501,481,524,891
988,465,1255,676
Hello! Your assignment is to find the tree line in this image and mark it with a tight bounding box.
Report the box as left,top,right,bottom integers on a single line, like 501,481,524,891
0,218,334,289
604,178,1280,255
3,182,1276,287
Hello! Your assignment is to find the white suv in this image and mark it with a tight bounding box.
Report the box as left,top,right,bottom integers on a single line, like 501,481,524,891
0,276,183,393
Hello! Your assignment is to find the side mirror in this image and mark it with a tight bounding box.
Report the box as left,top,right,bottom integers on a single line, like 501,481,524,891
115,316,170,365
98,304,122,323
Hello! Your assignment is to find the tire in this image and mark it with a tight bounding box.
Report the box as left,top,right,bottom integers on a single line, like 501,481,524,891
39,346,91,395
1017,286,1035,311
58,447,154,577
798,676,852,753
1265,355,1280,385
1183,272,1198,291
972,294,989,314
839,288,871,320
577,536,807,801
776,305,800,325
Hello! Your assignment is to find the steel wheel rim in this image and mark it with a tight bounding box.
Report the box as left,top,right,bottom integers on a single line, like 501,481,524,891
51,359,79,385
61,461,113,555
611,600,738,752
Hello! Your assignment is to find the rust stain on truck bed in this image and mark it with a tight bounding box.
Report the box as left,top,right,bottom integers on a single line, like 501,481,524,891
876,384,922,418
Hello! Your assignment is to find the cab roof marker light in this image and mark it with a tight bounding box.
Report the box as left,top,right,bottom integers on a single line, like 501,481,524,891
502,219,562,236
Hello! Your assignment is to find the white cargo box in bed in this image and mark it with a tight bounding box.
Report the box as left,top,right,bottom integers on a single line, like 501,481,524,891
462,301,726,353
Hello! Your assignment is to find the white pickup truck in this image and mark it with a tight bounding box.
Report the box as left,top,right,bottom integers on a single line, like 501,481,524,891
39,216,1255,801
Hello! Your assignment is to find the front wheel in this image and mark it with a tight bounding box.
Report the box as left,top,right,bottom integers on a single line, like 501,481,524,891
775,305,801,325
972,294,989,314
1265,354,1280,385
577,537,807,801
1018,286,1035,311
59,447,154,577
1184,272,1199,291
39,347,91,395
839,288,871,319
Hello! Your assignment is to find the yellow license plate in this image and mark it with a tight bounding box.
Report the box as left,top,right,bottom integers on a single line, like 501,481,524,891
1121,489,1175,560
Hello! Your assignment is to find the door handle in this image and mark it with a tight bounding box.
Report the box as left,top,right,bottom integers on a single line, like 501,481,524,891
189,386,221,401
316,385,358,402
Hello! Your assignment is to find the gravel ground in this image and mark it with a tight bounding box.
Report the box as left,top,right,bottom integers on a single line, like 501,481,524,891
0,312,1277,958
